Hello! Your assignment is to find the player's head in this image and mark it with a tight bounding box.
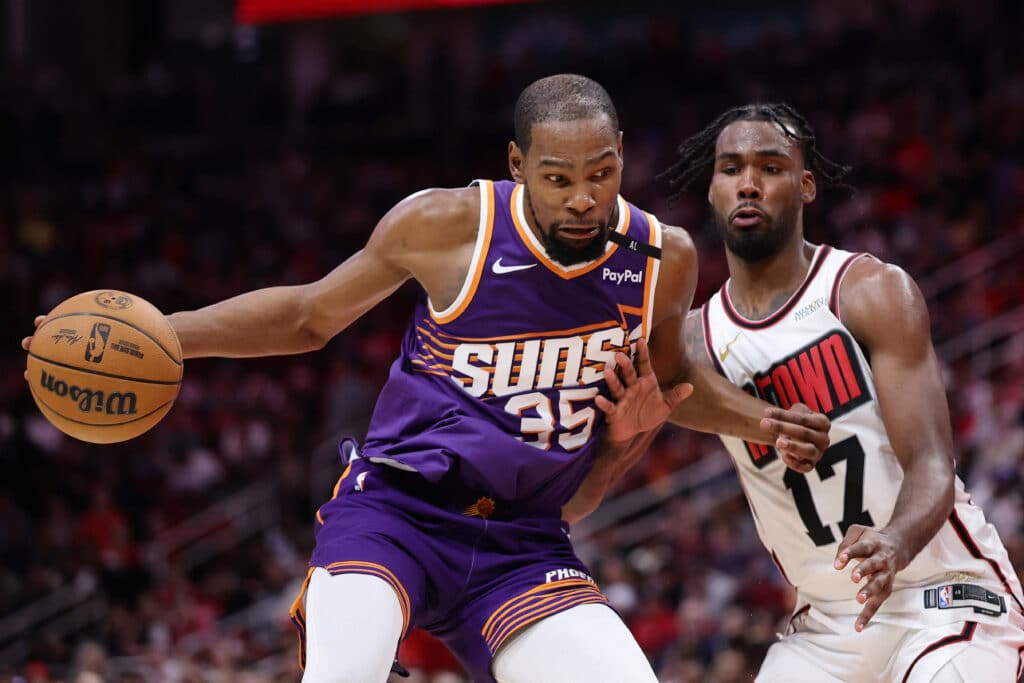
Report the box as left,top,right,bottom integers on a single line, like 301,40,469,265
508,74,622,266
661,103,852,263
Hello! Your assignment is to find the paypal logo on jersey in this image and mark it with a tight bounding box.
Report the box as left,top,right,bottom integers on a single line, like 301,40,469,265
601,267,642,285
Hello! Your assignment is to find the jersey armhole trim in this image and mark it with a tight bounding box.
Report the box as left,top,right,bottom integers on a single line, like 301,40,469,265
829,252,869,319
429,179,495,323
641,211,662,341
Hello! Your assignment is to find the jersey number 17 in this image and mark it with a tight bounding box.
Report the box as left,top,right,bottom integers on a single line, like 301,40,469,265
783,436,876,546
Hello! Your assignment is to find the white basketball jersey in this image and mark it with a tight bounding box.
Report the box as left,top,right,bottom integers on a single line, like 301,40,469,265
703,244,1023,625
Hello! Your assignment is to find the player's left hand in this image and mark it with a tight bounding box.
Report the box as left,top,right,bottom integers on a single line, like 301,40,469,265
760,404,831,473
596,337,693,443
21,314,45,381
834,524,907,632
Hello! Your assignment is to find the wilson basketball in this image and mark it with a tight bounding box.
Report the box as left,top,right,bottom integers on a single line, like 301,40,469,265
26,290,183,444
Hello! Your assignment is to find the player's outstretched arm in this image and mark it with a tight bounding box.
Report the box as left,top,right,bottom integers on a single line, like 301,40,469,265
163,188,476,359
831,258,955,632
670,310,830,472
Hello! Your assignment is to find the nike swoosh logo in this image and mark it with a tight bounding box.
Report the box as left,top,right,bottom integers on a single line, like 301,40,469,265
492,258,537,275
718,332,743,362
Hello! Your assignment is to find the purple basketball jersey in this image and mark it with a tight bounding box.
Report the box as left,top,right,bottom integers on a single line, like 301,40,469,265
359,179,662,509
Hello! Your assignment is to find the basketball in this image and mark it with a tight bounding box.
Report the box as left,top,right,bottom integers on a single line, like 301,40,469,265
26,290,183,444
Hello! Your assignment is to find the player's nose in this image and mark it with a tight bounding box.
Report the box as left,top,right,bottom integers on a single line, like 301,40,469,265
565,189,597,215
737,167,761,199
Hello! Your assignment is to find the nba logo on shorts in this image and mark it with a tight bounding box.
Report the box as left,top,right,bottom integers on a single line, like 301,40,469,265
354,472,368,492
85,323,111,363
937,585,952,608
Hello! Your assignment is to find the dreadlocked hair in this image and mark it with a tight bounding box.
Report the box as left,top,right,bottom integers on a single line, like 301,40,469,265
659,103,854,202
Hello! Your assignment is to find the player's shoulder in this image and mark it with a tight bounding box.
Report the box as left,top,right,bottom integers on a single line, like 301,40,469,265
648,222,699,322
376,185,480,251
840,254,921,303
838,251,928,333
392,186,480,230
657,223,697,268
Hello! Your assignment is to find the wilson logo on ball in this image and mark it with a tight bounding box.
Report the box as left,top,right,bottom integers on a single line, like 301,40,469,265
84,323,110,363
38,370,139,415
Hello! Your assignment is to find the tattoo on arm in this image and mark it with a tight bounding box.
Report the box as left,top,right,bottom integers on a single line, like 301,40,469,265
683,311,712,370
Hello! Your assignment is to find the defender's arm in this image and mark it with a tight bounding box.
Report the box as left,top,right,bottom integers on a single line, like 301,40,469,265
832,258,955,631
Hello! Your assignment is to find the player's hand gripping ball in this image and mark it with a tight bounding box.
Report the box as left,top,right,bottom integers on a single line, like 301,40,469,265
25,290,182,443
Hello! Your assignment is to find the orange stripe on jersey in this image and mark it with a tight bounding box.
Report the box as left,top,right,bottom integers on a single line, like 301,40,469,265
488,590,585,644
509,186,631,279
487,589,607,652
482,580,607,651
325,561,412,635
315,464,352,525
431,180,495,324
416,326,459,350
640,211,661,340
481,578,596,638
411,358,452,372
288,566,315,670
618,304,644,317
420,343,455,361
425,319,623,343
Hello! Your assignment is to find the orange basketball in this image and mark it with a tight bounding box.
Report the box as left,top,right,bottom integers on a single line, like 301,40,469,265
26,290,183,444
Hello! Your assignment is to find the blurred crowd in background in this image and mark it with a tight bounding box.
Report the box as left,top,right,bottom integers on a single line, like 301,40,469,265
1,0,1022,681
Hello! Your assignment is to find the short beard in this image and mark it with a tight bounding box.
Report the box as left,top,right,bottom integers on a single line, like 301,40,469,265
526,188,613,266
712,204,798,263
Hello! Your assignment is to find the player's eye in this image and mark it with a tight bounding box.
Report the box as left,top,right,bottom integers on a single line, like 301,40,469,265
545,175,567,184
764,164,781,174
719,166,739,175
591,168,612,180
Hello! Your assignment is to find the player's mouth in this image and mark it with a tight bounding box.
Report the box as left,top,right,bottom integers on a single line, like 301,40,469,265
557,225,601,242
730,205,766,229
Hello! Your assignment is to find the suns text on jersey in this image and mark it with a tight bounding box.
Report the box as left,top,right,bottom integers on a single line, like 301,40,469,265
450,324,629,398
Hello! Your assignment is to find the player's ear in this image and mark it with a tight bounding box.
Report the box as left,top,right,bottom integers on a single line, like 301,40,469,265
801,170,816,204
509,141,525,183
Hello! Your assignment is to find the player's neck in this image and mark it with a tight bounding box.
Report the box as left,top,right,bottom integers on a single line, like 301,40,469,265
725,238,816,321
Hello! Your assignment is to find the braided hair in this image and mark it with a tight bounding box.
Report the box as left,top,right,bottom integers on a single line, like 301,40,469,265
660,103,853,202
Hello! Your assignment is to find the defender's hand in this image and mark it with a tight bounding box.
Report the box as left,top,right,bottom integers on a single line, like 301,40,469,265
21,315,45,380
595,338,693,443
760,403,830,473
834,524,904,632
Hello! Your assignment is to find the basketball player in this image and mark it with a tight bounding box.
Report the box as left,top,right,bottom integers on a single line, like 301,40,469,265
656,104,1024,681
22,76,831,683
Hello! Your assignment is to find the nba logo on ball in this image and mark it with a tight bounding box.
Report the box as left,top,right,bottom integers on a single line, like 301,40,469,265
85,323,110,363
